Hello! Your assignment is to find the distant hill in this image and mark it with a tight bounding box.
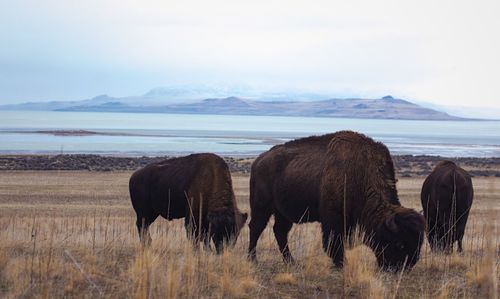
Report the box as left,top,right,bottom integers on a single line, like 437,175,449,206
0,88,463,120
55,96,461,120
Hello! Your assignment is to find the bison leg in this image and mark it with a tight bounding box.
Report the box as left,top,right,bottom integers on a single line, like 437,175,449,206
136,212,159,246
454,232,464,253
185,217,213,252
248,209,272,262
457,238,463,253
184,217,206,250
427,221,443,252
273,213,295,264
321,221,344,268
456,226,466,254
427,232,437,252
442,223,454,254
213,234,224,254
202,233,211,250
455,216,468,254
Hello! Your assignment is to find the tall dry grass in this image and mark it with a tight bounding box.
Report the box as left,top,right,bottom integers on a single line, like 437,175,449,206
0,171,498,298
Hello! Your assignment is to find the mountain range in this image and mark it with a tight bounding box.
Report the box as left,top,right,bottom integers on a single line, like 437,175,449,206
0,87,463,120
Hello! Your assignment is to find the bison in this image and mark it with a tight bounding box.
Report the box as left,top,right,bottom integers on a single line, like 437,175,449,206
129,153,247,253
248,131,425,271
320,131,425,270
421,161,473,253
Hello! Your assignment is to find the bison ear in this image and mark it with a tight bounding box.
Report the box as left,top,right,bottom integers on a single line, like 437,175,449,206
385,214,399,233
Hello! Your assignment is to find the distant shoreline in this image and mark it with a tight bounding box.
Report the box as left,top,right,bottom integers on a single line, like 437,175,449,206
3,129,169,137
1,113,499,158
1,154,499,178
0,129,285,143
2,108,489,121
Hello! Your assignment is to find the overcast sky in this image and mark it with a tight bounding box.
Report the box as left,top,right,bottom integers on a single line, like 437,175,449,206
0,0,499,108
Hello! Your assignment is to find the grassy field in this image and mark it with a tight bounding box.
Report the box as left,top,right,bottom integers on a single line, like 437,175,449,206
0,171,498,298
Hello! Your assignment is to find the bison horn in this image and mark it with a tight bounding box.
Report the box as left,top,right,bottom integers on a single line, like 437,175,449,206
385,214,399,233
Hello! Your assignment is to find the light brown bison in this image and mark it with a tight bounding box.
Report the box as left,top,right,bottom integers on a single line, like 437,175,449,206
129,153,247,253
248,131,425,271
421,161,473,253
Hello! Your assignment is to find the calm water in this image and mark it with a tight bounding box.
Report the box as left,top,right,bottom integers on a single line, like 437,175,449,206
0,110,499,157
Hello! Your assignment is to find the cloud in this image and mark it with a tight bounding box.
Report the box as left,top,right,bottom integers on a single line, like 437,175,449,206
0,0,499,108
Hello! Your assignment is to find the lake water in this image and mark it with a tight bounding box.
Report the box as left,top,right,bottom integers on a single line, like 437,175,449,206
0,110,499,157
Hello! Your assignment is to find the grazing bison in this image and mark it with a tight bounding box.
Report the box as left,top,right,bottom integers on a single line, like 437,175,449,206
129,153,247,253
421,161,473,253
320,131,425,271
248,131,425,271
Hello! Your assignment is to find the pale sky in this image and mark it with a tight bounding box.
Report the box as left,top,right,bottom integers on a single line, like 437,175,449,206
0,0,499,108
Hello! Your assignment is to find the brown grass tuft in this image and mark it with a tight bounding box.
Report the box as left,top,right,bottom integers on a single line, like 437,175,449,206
0,248,9,294
344,235,385,299
273,273,298,286
448,253,468,271
465,222,498,299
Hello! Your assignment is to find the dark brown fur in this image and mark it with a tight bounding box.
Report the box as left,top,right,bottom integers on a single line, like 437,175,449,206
320,131,425,271
129,153,247,253
248,133,335,263
421,161,473,253
248,131,425,271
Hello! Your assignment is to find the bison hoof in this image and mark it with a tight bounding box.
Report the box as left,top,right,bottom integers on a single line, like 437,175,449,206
140,237,152,247
248,254,258,263
283,256,296,265
333,260,344,269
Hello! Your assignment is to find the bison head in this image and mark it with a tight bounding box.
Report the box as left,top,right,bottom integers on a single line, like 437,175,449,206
231,211,248,245
373,208,425,272
209,210,248,253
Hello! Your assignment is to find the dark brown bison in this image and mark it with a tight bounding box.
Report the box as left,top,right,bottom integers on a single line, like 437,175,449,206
421,161,473,253
320,131,425,271
129,153,247,253
248,131,425,271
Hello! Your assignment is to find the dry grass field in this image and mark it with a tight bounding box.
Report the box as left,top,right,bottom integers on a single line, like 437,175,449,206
0,171,498,298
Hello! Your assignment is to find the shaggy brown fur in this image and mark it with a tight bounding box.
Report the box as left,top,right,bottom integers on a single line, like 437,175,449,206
421,161,473,253
248,133,335,263
248,131,425,271
320,131,425,271
129,153,247,253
